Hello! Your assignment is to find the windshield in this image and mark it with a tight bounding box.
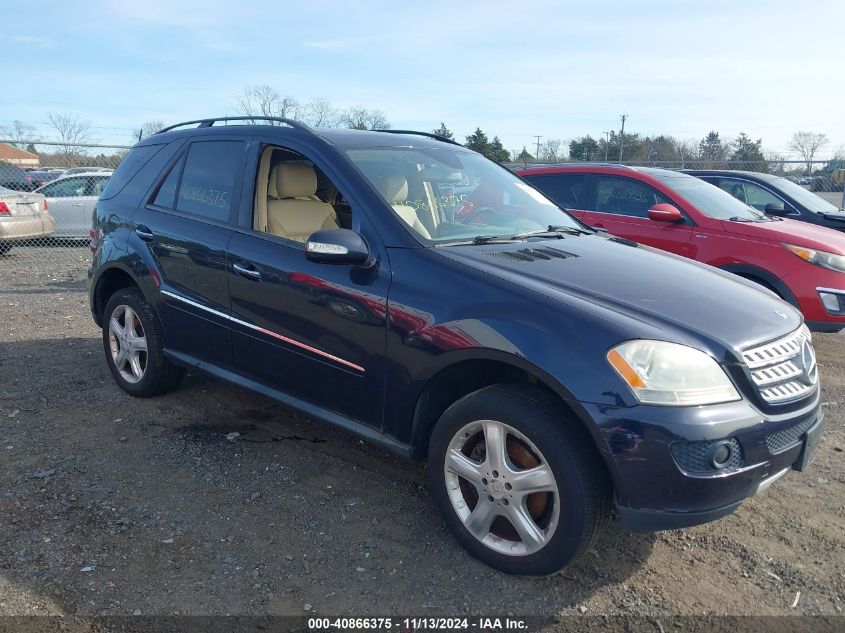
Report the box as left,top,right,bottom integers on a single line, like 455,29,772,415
650,172,768,221
344,146,583,243
771,177,840,214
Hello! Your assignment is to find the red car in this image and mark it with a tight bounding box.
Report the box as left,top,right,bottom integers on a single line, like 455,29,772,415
517,165,845,332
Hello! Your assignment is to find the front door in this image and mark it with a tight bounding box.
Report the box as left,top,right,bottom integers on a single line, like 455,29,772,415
227,141,390,427
582,175,694,256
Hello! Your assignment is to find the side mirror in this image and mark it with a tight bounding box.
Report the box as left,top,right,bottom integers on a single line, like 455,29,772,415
305,228,370,265
764,202,790,216
647,203,683,223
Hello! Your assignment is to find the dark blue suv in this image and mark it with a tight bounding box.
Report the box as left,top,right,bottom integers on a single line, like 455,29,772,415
88,117,824,575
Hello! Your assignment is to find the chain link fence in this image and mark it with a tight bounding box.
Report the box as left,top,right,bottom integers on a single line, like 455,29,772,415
1,140,843,286
0,141,127,287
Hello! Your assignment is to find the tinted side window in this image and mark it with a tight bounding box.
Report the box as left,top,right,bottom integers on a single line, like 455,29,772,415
594,176,669,218
717,178,781,212
176,141,243,221
99,144,163,200
152,156,185,209
524,174,589,209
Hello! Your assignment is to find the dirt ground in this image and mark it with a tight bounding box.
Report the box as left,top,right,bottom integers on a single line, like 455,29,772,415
1,246,844,619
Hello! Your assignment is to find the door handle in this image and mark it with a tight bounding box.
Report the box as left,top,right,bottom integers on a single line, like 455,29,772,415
135,225,155,241
233,261,262,281
72,203,84,207
593,222,605,228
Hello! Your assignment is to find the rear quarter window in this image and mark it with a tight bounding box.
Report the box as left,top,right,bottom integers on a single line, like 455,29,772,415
99,144,164,200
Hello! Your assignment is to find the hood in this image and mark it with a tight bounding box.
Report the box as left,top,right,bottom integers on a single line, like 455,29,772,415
436,234,802,355
722,217,845,253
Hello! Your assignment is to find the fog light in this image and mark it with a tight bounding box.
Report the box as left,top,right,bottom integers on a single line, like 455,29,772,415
819,291,843,314
708,441,734,469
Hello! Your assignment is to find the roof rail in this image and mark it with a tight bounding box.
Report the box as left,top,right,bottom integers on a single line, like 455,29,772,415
372,129,463,146
156,116,312,135
518,161,637,170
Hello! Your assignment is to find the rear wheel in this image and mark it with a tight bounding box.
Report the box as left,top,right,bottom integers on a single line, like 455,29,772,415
102,288,184,397
427,384,610,575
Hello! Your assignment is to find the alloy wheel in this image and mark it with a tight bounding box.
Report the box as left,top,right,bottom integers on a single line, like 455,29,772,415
444,420,559,556
108,304,148,384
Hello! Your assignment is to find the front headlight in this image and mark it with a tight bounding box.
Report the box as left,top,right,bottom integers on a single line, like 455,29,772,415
607,340,740,406
784,243,845,273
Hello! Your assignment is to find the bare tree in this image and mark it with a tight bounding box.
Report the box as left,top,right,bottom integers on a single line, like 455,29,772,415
0,120,36,149
132,119,166,141
341,106,390,130
47,112,93,166
301,98,339,127
538,138,562,162
235,85,299,121
789,131,829,174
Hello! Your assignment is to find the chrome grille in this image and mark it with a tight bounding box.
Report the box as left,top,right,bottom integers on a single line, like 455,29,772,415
742,326,817,404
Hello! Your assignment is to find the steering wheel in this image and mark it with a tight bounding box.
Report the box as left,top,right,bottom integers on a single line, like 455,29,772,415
460,206,497,225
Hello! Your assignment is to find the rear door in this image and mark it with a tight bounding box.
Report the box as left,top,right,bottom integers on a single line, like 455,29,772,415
521,173,592,219
582,175,694,256
131,137,248,369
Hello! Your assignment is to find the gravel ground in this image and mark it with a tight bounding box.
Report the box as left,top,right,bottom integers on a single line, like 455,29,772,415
1,245,844,619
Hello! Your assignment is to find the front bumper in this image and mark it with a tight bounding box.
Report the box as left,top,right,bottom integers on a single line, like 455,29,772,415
782,266,845,330
583,390,823,531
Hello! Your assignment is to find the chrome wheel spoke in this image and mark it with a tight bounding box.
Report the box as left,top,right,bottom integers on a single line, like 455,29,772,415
482,421,509,473
128,353,144,379
464,499,498,538
509,464,556,496
505,502,546,553
109,317,124,339
445,449,485,487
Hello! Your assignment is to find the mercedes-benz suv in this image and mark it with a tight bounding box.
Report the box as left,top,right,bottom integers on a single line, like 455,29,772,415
88,118,823,576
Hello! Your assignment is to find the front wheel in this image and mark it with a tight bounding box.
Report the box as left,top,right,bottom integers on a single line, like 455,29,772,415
102,287,184,397
427,384,610,575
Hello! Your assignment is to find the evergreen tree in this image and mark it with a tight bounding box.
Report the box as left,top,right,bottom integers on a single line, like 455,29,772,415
489,136,511,162
432,122,454,140
465,128,491,157
516,147,534,163
730,132,766,167
569,136,600,161
699,131,728,162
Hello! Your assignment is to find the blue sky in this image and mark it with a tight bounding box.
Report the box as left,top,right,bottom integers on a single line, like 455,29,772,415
3,0,843,157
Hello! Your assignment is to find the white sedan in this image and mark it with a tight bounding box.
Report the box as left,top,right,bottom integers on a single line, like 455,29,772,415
34,172,111,238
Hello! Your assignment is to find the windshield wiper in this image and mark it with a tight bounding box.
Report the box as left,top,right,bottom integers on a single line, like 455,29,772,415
510,225,593,240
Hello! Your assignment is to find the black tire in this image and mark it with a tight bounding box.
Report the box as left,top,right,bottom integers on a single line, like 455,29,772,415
427,384,611,576
0,242,12,256
102,287,184,397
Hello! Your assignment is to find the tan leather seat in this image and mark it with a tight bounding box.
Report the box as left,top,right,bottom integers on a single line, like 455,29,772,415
267,164,338,242
378,174,431,239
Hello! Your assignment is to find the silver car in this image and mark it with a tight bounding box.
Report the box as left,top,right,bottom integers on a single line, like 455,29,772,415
35,172,111,238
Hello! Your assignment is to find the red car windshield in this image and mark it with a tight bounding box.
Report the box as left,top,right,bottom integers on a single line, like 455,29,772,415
650,172,769,222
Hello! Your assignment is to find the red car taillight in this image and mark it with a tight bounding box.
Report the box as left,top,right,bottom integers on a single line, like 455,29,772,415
89,228,101,254
43,199,48,211
0,202,10,215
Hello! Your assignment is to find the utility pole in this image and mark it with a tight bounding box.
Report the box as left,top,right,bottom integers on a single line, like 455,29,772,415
604,131,611,161
534,135,542,161
618,115,627,162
